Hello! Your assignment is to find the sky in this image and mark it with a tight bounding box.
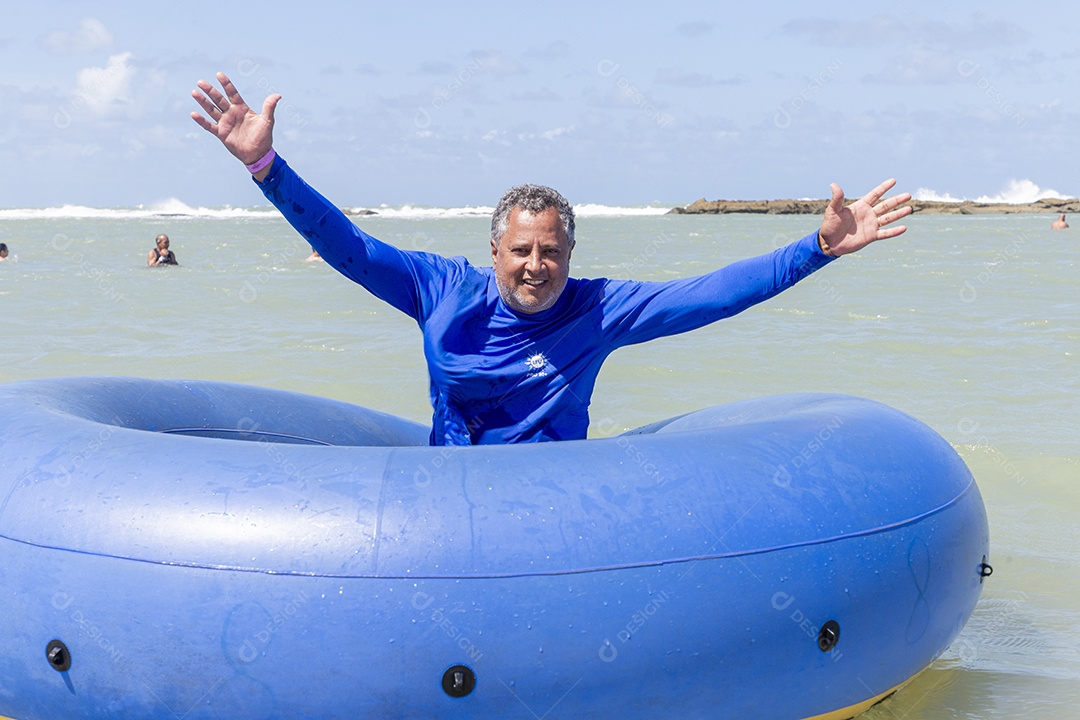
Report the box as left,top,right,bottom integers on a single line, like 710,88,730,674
1,1,1077,209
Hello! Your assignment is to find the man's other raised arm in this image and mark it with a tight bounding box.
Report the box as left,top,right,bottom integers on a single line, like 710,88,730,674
817,178,912,257
191,71,281,182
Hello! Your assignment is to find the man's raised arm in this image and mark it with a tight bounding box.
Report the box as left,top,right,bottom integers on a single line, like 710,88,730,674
817,178,913,257
191,71,281,183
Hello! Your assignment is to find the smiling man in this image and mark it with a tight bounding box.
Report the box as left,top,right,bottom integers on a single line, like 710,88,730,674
490,186,575,314
191,72,911,446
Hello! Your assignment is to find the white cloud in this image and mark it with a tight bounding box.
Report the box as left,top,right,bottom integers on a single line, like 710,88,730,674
525,40,570,60
513,126,573,142
510,87,562,102
782,14,1027,50
541,126,572,140
42,18,113,54
655,67,743,87
675,20,714,38
466,50,524,76
481,129,511,146
73,52,136,117
861,46,960,85
418,60,456,75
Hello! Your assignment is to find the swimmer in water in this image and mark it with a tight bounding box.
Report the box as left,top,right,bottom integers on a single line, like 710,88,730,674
148,234,179,266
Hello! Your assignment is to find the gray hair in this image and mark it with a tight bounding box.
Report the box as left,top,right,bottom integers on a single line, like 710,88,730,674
491,184,575,247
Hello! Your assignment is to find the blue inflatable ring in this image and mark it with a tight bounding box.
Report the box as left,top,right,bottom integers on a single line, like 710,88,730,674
0,377,989,719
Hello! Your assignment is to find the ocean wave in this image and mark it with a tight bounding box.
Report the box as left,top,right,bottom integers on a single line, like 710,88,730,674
0,198,277,220
352,203,671,219
354,204,495,219
572,204,671,217
0,200,675,222
915,179,1070,204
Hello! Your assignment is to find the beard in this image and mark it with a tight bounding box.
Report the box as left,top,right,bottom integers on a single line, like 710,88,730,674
495,273,565,314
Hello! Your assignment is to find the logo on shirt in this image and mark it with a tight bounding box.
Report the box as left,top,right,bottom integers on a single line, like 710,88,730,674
525,352,549,378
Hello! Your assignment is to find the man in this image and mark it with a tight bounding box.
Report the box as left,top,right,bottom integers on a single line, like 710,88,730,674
191,72,911,446
1051,213,1069,230
147,234,178,266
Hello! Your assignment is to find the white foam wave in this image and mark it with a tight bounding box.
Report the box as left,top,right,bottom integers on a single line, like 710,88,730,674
348,203,672,219
913,188,964,203
974,179,1068,204
0,198,277,220
355,204,495,219
915,179,1071,204
1,200,675,222
573,204,671,217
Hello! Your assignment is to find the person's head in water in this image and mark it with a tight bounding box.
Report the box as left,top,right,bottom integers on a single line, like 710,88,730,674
490,185,576,314
156,234,170,251
0,243,8,260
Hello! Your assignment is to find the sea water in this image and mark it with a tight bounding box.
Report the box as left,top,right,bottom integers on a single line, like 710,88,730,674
0,205,1076,717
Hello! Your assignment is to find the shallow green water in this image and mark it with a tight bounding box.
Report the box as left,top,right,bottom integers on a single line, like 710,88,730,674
1,209,1076,717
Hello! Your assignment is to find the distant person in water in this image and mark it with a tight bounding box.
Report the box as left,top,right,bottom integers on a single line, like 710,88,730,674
0,243,8,262
147,234,178,266
306,248,324,262
191,71,912,446
1051,213,1069,230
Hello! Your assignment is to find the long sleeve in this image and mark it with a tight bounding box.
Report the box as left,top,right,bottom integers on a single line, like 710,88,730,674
255,156,467,323
598,231,834,348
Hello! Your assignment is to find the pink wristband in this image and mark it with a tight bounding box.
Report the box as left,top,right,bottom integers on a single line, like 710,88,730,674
245,148,276,174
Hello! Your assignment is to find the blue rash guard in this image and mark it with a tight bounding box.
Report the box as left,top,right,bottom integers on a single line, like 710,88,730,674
257,156,836,446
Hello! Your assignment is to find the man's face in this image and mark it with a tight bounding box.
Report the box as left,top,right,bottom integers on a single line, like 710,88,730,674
491,207,573,314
